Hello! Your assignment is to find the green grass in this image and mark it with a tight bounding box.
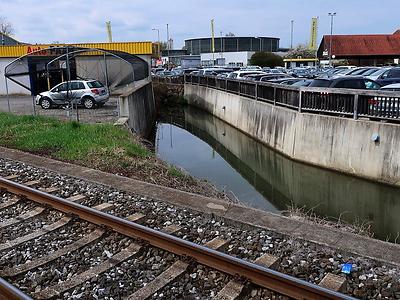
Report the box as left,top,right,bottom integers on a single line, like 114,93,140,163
0,113,151,162
168,166,186,179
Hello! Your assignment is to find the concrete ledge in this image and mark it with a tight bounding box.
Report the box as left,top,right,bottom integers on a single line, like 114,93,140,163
0,146,399,266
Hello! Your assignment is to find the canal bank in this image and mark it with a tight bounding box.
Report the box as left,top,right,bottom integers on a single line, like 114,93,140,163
154,105,400,242
184,83,400,188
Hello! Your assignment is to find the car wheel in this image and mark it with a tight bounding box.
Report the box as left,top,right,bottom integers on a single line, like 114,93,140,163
83,97,95,109
40,97,52,109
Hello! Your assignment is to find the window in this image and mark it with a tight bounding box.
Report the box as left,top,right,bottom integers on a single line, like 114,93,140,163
364,80,381,90
380,70,390,79
87,81,104,88
388,68,400,78
56,83,67,92
334,79,363,89
70,82,85,90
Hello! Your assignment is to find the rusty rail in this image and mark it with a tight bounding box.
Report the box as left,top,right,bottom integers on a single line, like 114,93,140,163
0,277,32,300
0,177,355,300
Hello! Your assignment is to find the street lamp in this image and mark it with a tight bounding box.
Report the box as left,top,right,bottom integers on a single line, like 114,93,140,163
166,24,170,70
152,28,160,59
328,12,337,67
290,20,294,49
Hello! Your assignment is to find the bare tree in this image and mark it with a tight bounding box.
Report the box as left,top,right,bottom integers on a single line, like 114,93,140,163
0,17,14,35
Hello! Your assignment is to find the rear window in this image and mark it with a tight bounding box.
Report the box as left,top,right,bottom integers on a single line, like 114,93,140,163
87,81,104,88
308,79,331,87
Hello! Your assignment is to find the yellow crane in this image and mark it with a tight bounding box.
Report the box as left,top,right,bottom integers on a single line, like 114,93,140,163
309,17,318,50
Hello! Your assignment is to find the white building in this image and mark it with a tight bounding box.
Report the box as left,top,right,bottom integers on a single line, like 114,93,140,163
200,51,256,67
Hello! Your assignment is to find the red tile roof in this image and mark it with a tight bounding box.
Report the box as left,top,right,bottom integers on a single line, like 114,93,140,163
319,32,400,57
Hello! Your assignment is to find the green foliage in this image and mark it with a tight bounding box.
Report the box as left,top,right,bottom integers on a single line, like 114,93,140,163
0,113,151,161
249,52,284,68
285,44,316,59
168,166,186,178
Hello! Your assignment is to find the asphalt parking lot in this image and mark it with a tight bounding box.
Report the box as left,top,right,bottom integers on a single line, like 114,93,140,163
0,95,119,123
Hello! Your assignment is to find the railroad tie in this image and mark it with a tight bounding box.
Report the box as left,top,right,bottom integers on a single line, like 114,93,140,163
66,194,87,203
215,280,246,300
0,206,45,229
254,253,280,269
162,224,182,234
0,217,71,252
0,197,19,210
125,236,229,299
318,273,347,293
125,260,189,300
215,253,280,300
39,187,59,194
126,213,146,222
4,174,19,180
0,229,104,277
33,242,142,300
23,180,40,187
93,202,114,212
204,237,230,250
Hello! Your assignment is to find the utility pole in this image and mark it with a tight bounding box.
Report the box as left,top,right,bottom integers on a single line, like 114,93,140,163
166,24,170,70
328,12,336,67
152,28,160,59
290,20,294,49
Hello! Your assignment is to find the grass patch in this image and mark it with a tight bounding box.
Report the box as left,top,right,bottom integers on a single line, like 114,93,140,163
0,112,151,162
168,166,186,179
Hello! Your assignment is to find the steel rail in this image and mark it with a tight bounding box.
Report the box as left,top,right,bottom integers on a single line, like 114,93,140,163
0,277,33,300
0,177,355,300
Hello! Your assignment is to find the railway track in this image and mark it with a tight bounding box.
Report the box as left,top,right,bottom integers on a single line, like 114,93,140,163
0,175,356,300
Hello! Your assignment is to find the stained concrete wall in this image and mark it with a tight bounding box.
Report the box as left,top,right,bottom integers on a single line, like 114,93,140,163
120,78,155,137
184,84,400,186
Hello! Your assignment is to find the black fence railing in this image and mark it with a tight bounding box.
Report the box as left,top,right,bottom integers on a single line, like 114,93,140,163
183,75,400,122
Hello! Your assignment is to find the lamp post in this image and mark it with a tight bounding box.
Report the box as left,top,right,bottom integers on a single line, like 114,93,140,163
166,24,170,70
152,28,160,59
290,20,294,49
328,12,336,67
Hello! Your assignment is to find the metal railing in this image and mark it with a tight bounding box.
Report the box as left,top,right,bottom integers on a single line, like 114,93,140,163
184,75,400,122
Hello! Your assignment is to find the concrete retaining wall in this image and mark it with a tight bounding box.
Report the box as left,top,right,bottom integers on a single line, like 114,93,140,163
184,84,400,186
120,78,155,137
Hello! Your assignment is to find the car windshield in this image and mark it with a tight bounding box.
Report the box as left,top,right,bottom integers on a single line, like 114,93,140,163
368,68,389,76
87,81,103,88
362,68,380,76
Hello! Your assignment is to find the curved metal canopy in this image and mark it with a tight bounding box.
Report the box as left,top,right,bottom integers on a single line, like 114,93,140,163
4,46,149,95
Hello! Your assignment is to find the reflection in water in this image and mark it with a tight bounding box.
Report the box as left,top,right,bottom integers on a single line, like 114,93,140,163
155,106,400,241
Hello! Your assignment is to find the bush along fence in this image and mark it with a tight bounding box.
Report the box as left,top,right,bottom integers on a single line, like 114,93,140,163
179,75,400,122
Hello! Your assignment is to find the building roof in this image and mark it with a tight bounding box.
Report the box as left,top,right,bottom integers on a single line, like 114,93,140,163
0,41,153,58
318,31,400,57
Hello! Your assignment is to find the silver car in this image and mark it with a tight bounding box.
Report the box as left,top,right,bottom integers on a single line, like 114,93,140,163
35,80,109,109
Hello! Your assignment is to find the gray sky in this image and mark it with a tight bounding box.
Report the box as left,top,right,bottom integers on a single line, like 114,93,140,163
1,0,399,49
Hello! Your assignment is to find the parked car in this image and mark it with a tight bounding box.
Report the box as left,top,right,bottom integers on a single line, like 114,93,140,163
308,76,381,90
35,80,109,109
227,70,267,79
260,74,292,82
198,68,232,76
373,67,400,86
291,79,313,86
278,78,306,85
380,83,400,91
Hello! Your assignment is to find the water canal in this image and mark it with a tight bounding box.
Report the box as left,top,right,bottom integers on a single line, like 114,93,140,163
154,105,400,242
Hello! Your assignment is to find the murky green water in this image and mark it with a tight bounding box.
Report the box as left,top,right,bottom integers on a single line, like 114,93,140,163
155,106,400,241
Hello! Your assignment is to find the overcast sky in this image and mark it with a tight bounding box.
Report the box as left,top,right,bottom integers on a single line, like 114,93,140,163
1,0,399,49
